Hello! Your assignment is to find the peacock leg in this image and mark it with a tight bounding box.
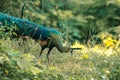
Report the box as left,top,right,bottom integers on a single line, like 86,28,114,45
47,47,54,61
39,46,46,57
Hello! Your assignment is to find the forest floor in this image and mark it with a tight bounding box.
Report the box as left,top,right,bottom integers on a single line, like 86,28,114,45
0,38,120,80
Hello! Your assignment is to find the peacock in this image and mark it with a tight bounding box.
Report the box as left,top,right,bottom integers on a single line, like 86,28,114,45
0,13,70,61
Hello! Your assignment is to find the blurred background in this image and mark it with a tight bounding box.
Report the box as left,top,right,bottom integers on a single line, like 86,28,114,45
0,0,120,45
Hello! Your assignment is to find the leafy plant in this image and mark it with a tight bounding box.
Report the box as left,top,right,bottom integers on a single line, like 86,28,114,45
0,47,68,80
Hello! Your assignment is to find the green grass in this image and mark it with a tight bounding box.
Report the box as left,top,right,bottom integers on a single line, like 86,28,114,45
1,38,120,80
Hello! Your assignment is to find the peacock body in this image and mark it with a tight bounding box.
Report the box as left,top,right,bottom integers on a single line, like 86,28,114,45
0,13,70,61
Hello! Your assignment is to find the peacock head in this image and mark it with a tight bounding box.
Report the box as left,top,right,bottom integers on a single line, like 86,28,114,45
63,46,70,52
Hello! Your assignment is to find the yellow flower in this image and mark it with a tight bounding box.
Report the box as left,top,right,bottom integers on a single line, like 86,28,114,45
83,53,89,59
71,41,85,49
103,37,117,48
79,53,89,60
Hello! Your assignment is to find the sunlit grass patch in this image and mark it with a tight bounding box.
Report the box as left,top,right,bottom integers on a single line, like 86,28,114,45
71,41,85,49
1,38,40,55
0,37,120,80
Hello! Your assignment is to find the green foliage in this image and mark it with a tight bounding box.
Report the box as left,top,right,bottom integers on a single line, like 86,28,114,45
0,1,120,79
0,36,120,80
0,25,18,39
0,46,67,80
0,0,120,43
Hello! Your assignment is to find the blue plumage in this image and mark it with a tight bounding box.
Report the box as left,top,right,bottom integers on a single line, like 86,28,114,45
0,13,70,61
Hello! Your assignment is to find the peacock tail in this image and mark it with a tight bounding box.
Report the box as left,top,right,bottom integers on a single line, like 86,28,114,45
0,13,70,56
0,13,61,41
